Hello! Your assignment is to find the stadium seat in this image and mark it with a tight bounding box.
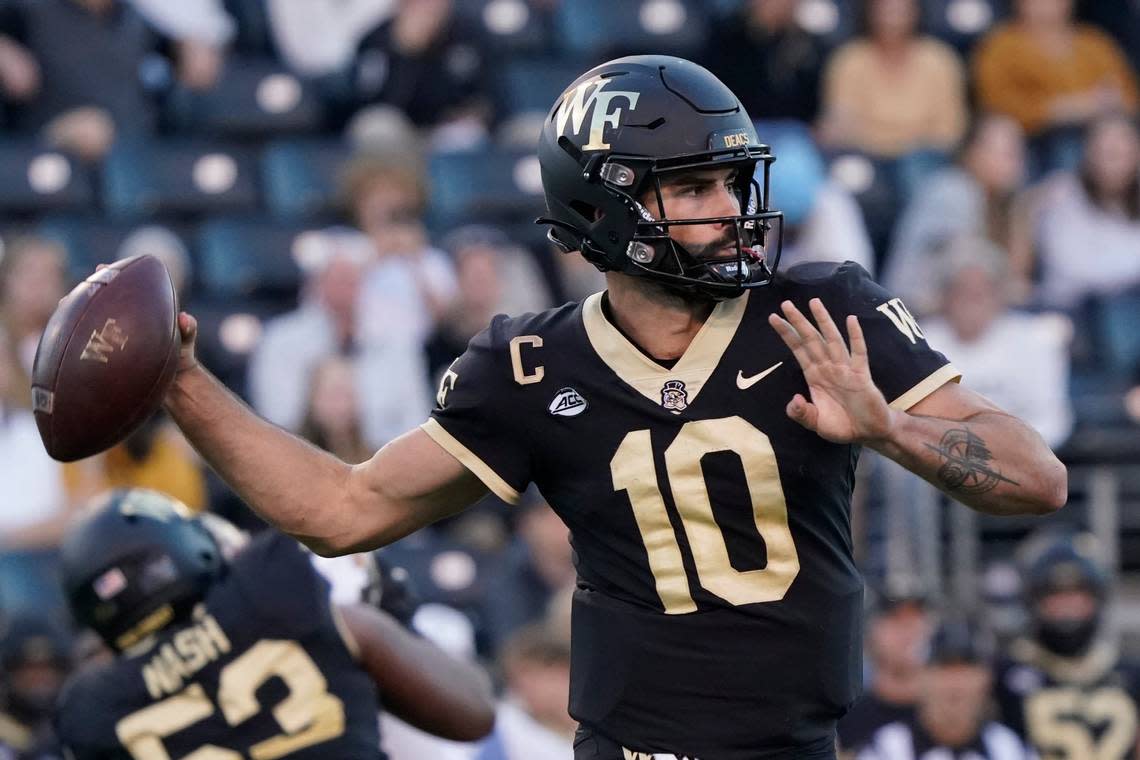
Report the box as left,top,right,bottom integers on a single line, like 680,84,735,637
35,216,191,286
755,120,827,227
552,0,709,59
188,298,289,398
426,149,547,232
261,139,353,221
0,141,92,216
1098,287,1140,377
826,152,902,271
195,217,315,300
923,0,1009,54
165,57,325,139
102,141,260,220
455,0,551,57
492,57,587,119
793,0,858,48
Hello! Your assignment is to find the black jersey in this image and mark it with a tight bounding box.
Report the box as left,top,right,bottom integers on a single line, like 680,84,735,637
55,532,384,760
995,639,1140,760
425,261,958,758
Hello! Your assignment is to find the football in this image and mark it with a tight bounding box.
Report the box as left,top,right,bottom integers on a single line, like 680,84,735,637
31,255,181,462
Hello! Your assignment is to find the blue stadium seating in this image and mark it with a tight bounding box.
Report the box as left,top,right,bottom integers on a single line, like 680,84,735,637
1098,287,1140,378
195,217,312,300
102,141,260,220
553,0,709,60
261,139,353,221
922,0,1009,54
455,0,551,57
165,57,325,139
755,120,827,227
492,57,588,118
426,149,547,232
35,216,190,286
0,141,92,216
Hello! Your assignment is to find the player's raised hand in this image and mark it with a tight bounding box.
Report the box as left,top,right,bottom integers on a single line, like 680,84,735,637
768,298,895,445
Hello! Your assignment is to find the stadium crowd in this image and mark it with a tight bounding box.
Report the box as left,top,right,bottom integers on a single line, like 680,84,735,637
1,0,1140,757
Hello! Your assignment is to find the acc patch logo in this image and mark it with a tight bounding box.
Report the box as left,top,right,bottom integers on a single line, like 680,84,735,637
555,75,640,151
660,380,688,413
549,387,588,417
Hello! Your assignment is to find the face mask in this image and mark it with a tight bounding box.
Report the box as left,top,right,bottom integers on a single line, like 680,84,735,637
1036,614,1100,657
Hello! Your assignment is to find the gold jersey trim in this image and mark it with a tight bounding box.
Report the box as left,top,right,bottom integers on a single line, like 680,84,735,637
889,363,962,411
420,419,522,505
581,290,751,410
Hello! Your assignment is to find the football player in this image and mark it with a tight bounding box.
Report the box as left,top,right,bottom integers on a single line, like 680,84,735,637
53,489,494,759
154,56,1066,759
994,531,1140,759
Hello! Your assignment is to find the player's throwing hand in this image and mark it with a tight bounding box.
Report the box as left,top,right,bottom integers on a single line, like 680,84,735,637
769,298,896,446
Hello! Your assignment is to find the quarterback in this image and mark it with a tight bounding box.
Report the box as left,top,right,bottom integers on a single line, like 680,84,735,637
161,57,1066,759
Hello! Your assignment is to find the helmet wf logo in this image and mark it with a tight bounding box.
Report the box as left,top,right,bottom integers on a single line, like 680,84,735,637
555,76,641,151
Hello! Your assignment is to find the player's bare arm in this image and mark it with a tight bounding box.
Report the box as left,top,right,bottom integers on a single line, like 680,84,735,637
769,298,1067,516
164,313,488,557
338,603,495,741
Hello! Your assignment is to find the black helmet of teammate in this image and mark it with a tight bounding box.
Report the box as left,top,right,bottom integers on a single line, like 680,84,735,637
60,489,225,652
1022,532,1108,656
537,55,783,300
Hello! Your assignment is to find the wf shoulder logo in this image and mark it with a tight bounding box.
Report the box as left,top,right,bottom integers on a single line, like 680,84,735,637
555,75,640,151
548,387,588,417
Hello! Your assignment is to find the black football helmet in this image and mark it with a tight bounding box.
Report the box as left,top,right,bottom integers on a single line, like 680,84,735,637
537,55,783,300
1022,531,1108,656
60,489,225,652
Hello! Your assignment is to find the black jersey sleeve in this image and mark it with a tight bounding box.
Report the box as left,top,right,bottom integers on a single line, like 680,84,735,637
55,667,128,760
421,314,535,504
825,261,960,410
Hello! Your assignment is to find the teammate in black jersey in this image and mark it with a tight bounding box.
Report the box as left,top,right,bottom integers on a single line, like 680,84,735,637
145,56,1067,759
994,531,1140,760
53,489,494,760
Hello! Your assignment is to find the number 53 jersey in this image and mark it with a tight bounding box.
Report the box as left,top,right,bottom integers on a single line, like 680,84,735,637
55,532,385,760
424,261,959,758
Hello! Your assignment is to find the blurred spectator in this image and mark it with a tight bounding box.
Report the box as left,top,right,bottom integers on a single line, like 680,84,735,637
886,114,1029,313
0,615,70,759
0,0,224,161
0,330,75,622
921,240,1073,448
481,496,574,655
61,414,208,511
427,225,552,377
249,227,431,447
857,617,1030,759
345,153,458,349
973,0,1139,173
699,0,826,123
838,589,933,754
353,0,490,141
298,355,373,464
994,530,1140,758
1025,113,1140,310
475,623,574,760
126,0,232,90
115,225,192,300
0,236,67,411
554,247,605,303
818,0,968,158
265,0,394,77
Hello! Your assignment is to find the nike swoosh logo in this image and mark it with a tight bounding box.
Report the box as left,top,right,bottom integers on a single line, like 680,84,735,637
736,362,783,390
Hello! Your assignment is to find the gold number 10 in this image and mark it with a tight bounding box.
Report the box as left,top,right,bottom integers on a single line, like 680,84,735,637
611,416,800,614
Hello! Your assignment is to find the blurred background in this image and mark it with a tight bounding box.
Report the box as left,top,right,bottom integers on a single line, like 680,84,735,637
1,0,1139,757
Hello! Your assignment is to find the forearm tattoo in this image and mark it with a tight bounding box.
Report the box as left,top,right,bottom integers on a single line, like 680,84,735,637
923,428,1019,495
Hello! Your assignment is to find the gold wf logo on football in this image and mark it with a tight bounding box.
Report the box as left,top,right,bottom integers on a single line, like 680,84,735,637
81,318,129,363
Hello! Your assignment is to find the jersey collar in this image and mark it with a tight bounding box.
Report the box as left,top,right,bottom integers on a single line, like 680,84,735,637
581,290,750,411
